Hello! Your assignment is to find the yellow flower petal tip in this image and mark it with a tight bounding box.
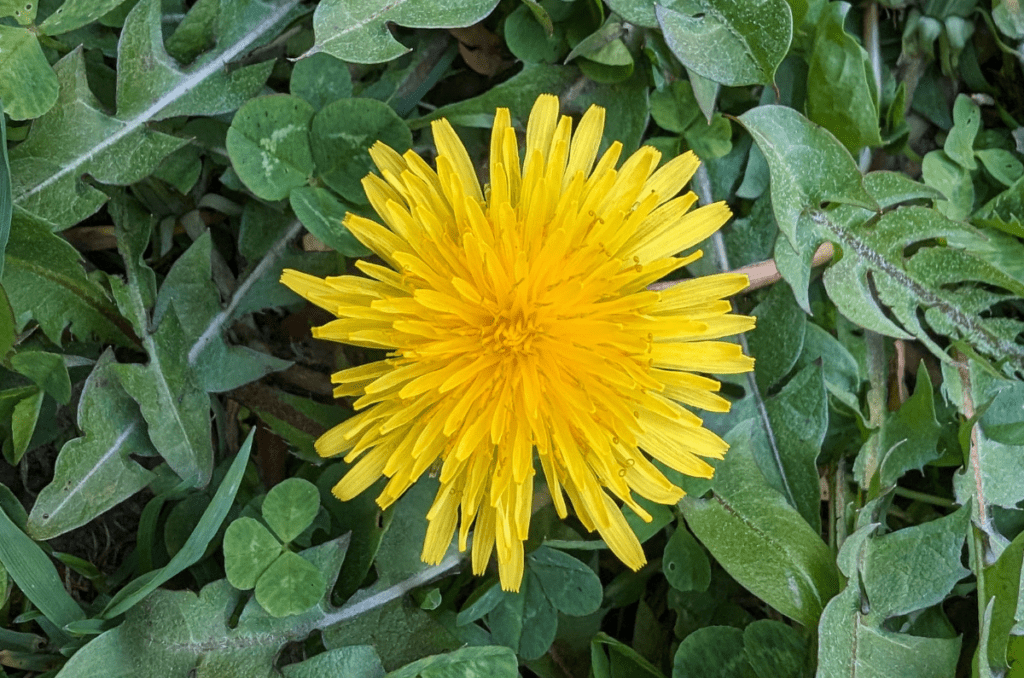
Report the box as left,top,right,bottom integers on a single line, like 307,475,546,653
280,94,754,592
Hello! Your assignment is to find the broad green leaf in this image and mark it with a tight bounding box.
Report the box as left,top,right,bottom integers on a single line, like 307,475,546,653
27,352,156,540
2,217,135,347
860,507,970,619
662,527,711,592
254,550,327,617
164,0,218,64
805,2,881,152
0,503,85,637
10,0,300,231
310,98,412,204
223,517,282,590
505,4,566,64
747,282,806,392
0,284,15,360
944,95,979,170
0,26,59,121
152,232,291,392
9,387,42,465
527,547,602,617
39,0,126,35
922,149,974,221
0,0,37,23
756,362,827,533
0,101,9,279
743,620,809,678
281,646,384,678
795,323,861,415
656,0,792,87
979,381,1024,445
100,432,253,619
9,351,71,404
672,626,757,678
487,571,558,661
64,535,348,677
290,53,353,111
227,95,315,201
385,646,518,678
977,148,1024,186
290,187,371,257
817,584,961,678
681,420,840,627
650,81,701,134
309,0,500,64
262,478,320,544
982,529,1024,671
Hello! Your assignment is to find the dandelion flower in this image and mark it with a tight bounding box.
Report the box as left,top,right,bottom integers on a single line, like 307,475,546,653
281,94,755,592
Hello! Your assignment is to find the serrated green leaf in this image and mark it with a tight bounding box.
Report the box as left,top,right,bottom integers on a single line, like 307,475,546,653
309,0,499,64
0,26,59,121
289,53,352,111
10,0,300,231
817,584,961,678
385,646,518,678
681,420,840,627
3,217,136,346
224,517,282,590
153,231,291,392
111,200,212,486
27,351,156,540
805,2,881,152
656,0,792,87
227,94,315,201
860,507,970,619
310,98,411,204
281,646,384,678
262,478,320,544
66,534,348,677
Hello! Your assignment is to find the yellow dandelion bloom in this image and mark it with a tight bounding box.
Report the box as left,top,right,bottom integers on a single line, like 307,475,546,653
281,94,755,592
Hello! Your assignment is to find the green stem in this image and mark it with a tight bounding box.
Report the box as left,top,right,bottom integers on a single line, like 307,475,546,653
892,486,956,508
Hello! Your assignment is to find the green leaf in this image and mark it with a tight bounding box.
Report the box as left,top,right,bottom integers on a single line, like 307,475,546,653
0,102,10,279
867,366,944,488
743,620,809,678
681,420,840,627
10,0,300,231
672,626,757,678
290,53,353,111
527,546,602,617
590,632,666,678
747,282,806,392
944,95,979,170
486,571,558,661
64,536,348,678
227,94,315,201
153,231,291,393
756,362,828,533
977,148,1024,186
38,0,126,35
9,386,42,464
817,584,961,678
100,431,253,619
2,217,135,347
27,351,156,540
979,381,1024,445
0,0,37,23
662,527,711,592
0,503,85,637
922,150,974,220
982,529,1024,671
384,645,518,678
656,0,792,87
860,507,970,619
263,478,321,544
290,187,372,257
9,351,71,404
650,81,701,134
309,0,500,64
805,2,881,152
310,98,412,204
223,517,282,590
255,550,327,617
281,646,384,678
0,26,59,121
0,284,15,360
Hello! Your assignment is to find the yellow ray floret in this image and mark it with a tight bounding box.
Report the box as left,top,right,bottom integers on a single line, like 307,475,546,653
280,94,755,592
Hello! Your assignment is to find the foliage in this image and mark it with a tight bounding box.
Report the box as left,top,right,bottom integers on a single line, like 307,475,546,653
0,0,1022,676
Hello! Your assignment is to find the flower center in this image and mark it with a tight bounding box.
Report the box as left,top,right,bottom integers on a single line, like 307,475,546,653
481,307,541,358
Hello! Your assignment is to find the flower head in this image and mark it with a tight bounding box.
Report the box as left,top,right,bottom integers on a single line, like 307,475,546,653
281,94,754,591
